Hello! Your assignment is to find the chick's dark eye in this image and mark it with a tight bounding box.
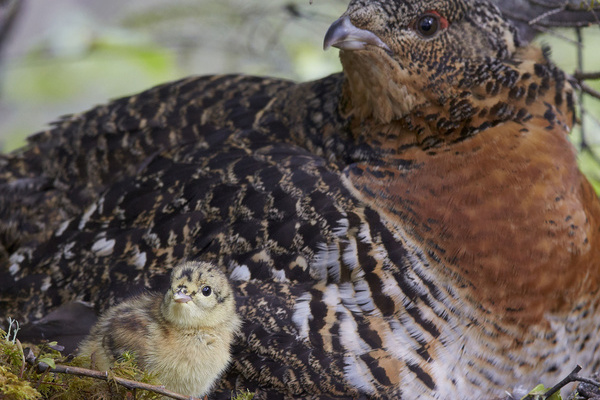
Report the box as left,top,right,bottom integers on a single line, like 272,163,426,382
202,286,212,297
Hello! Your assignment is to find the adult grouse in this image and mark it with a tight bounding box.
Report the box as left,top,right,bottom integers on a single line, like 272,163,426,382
1,0,599,398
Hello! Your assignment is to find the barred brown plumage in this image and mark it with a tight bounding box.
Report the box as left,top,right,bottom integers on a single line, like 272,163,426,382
1,0,599,399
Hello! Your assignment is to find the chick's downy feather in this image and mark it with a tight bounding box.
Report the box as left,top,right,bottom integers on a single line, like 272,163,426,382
78,261,241,397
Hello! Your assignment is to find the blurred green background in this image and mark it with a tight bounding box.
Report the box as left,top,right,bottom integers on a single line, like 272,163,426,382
0,0,598,190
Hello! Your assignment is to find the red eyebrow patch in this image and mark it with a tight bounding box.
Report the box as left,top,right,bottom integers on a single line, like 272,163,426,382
425,10,449,29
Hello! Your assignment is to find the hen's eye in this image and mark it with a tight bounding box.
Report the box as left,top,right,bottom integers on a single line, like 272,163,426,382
418,15,438,36
414,11,448,38
202,286,212,297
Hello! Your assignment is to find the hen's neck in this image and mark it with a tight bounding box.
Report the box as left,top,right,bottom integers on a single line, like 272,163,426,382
341,45,575,155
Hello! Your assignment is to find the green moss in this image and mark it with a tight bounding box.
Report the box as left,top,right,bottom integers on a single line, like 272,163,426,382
1,326,41,400
232,389,255,400
0,365,41,400
0,325,166,400
2,340,23,367
35,351,162,400
520,383,563,400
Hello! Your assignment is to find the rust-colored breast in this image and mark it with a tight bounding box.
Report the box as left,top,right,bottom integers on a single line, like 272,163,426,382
344,118,600,325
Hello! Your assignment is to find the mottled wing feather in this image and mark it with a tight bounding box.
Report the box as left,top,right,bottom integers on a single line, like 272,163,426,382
222,280,361,398
2,80,418,395
0,75,297,265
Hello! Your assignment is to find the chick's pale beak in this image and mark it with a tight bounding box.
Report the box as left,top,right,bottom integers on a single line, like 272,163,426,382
323,16,391,53
173,290,192,304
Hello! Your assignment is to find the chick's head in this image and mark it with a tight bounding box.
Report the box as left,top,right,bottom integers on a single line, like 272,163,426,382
161,261,237,329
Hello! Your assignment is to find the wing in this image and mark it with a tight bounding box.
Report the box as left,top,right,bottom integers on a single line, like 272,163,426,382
0,75,296,265
0,71,410,398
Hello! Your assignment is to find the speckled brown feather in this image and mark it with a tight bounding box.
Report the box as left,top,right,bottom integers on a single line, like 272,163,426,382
0,76,295,265
1,0,600,399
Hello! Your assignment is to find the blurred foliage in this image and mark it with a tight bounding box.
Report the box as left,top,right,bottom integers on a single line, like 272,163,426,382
0,0,346,151
538,29,600,193
0,0,598,191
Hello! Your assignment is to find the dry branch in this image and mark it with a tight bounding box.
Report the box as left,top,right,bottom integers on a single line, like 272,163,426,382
38,362,204,400
542,365,600,399
580,82,600,100
574,71,600,80
492,0,600,40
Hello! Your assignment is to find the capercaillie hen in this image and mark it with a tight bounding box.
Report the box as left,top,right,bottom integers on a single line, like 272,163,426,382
1,0,599,399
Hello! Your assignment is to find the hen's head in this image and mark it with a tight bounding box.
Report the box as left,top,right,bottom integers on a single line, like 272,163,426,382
325,0,524,123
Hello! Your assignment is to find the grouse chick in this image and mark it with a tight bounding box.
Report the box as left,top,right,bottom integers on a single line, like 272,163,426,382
78,261,241,397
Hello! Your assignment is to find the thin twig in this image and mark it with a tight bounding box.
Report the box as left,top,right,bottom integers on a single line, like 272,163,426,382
527,23,581,44
16,339,25,379
578,0,600,22
574,375,600,387
543,365,582,398
582,111,600,145
541,365,600,399
36,368,51,389
45,364,202,400
568,1,600,12
580,82,600,100
528,0,600,24
0,0,22,54
528,0,563,8
576,27,588,152
501,9,598,29
574,70,600,81
528,0,600,12
529,4,566,25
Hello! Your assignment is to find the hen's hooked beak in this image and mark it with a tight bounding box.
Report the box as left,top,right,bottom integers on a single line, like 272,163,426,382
323,16,391,53
173,290,192,304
